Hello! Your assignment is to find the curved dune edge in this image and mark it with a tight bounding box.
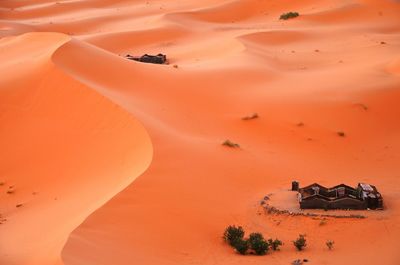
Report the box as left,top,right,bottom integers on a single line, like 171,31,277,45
0,32,153,265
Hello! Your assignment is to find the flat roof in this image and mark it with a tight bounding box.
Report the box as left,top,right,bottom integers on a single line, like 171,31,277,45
359,183,374,191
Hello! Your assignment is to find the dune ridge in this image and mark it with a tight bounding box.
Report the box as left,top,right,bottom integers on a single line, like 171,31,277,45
0,32,153,265
1,0,400,265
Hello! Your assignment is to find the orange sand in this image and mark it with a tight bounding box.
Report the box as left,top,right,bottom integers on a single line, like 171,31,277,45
0,1,400,265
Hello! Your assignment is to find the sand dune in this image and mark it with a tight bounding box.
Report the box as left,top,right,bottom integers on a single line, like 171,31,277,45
0,32,152,265
1,0,400,265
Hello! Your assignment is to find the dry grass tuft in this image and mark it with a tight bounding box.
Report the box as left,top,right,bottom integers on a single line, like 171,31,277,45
355,103,368,111
242,113,259,120
337,131,346,137
319,218,327,226
326,240,335,250
222,140,240,148
280,12,299,20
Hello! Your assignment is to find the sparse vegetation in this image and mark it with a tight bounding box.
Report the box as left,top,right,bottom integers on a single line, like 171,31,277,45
248,232,269,255
223,226,278,256
319,218,327,226
355,103,368,111
292,259,303,265
293,234,307,251
242,113,259,120
232,238,249,255
326,240,335,250
268,238,283,251
222,139,240,148
223,225,245,246
337,131,346,137
280,12,299,20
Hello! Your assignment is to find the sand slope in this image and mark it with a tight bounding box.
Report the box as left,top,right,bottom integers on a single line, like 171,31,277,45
0,32,152,265
1,0,400,265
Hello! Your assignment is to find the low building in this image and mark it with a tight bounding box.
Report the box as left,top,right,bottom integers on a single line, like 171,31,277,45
293,182,383,210
125,53,167,64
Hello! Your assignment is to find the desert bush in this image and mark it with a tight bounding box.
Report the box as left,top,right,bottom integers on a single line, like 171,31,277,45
242,113,259,120
337,131,346,137
222,140,240,148
223,225,245,246
280,12,299,20
326,240,335,250
292,259,303,265
319,218,327,226
232,238,249,255
268,238,283,251
248,233,269,255
293,234,307,251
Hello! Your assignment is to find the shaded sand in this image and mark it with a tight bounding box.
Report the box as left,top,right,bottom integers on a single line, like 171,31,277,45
1,1,400,265
0,32,152,265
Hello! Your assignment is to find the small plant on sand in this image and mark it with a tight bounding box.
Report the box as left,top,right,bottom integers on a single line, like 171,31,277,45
326,240,335,250
268,238,283,251
232,238,249,255
337,131,346,137
355,103,368,111
248,232,269,255
292,259,303,265
319,218,327,226
223,225,249,254
242,113,259,120
293,234,307,251
222,139,240,148
223,225,245,246
280,12,299,20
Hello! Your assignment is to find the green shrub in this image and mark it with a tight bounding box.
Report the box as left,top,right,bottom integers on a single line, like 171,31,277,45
232,238,249,255
280,12,299,20
268,238,283,251
223,225,245,246
248,232,269,255
293,234,307,251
